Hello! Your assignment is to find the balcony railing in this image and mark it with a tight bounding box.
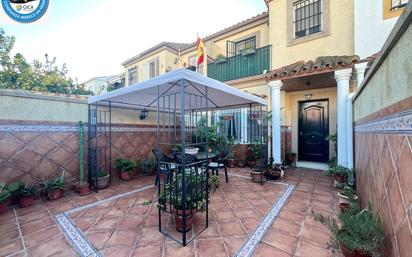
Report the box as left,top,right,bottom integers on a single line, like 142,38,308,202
207,45,271,82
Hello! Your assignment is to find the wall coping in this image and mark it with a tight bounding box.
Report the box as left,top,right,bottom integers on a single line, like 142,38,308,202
0,88,89,104
353,3,412,102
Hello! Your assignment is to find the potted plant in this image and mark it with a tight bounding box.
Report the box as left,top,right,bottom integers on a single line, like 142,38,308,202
312,205,384,257
241,45,256,56
208,175,220,193
0,182,11,214
251,167,264,183
338,185,358,212
94,169,110,190
15,183,37,208
329,165,351,184
286,152,297,165
40,171,65,201
226,137,236,168
215,53,226,64
158,171,207,232
115,158,137,181
75,121,90,196
266,163,284,180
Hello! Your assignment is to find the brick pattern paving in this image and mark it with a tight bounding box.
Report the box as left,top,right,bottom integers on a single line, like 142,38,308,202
0,168,343,257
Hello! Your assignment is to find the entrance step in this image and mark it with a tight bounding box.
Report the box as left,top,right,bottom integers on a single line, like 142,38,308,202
296,161,329,171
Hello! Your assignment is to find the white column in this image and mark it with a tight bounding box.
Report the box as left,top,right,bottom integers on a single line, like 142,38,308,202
335,69,353,167
269,80,283,164
354,62,368,88
346,93,355,170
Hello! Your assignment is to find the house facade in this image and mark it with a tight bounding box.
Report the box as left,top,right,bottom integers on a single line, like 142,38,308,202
119,0,409,169
81,73,125,96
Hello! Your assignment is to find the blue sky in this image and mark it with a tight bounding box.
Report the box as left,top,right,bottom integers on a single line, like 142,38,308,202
1,0,267,82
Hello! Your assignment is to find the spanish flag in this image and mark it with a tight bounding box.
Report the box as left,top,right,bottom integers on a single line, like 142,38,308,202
196,37,205,66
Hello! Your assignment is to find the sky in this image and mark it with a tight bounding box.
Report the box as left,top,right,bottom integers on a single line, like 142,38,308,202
0,0,267,83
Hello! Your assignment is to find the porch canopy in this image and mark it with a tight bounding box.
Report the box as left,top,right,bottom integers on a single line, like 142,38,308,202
88,68,267,109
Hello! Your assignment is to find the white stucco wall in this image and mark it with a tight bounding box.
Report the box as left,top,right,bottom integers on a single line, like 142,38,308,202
355,0,399,58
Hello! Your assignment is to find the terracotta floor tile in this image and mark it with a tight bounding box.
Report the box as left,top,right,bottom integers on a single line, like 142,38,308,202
0,227,19,245
131,244,163,257
229,199,251,209
87,230,113,249
27,235,70,257
240,218,261,234
15,203,45,216
218,221,247,237
101,246,133,257
300,224,331,247
235,208,259,220
0,239,23,256
254,243,292,257
48,247,78,257
138,227,165,245
117,215,144,229
79,207,107,218
294,239,333,257
194,223,220,239
196,239,228,257
104,207,128,217
18,210,50,225
164,242,194,257
270,218,302,237
211,200,232,210
23,225,61,248
91,217,122,231
262,228,298,254
214,210,237,222
106,229,138,247
74,218,97,231
224,237,246,256
20,216,55,236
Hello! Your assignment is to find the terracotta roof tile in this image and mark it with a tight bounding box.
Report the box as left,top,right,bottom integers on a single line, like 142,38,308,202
265,55,361,81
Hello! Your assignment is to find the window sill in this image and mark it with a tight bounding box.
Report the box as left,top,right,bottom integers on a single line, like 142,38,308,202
287,30,330,47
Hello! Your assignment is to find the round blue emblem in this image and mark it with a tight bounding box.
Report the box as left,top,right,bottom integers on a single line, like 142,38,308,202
1,0,49,23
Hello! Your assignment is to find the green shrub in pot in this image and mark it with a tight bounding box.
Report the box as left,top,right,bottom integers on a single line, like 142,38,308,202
40,171,65,201
115,158,137,180
312,204,384,257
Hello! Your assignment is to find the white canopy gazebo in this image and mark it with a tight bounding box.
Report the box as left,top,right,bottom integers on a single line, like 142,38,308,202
87,68,268,245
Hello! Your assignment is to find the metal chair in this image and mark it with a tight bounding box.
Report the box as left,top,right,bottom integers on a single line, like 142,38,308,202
208,151,229,183
152,149,177,186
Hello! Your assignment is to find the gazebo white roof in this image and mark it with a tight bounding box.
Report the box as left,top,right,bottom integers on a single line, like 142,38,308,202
88,68,267,109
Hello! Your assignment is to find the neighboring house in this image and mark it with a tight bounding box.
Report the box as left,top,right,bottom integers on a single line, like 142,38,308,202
355,0,408,58
81,73,125,96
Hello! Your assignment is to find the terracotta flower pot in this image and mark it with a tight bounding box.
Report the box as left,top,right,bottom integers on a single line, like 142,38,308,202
94,175,110,190
337,192,358,205
247,160,257,168
227,159,236,168
19,195,34,208
47,188,63,201
174,208,196,232
0,198,10,215
120,171,133,181
340,241,371,257
75,183,90,196
334,174,347,183
250,171,263,183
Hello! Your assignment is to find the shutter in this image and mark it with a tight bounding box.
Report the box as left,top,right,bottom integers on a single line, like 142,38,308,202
142,63,149,81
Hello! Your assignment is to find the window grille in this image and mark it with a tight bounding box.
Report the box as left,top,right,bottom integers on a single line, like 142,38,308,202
235,37,256,55
391,0,409,10
128,66,137,85
293,0,322,38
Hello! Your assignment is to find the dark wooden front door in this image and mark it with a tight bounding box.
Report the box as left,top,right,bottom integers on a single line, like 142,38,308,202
298,100,329,162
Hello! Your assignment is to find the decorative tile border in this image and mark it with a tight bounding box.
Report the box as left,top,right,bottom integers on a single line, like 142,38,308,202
355,110,412,134
0,125,169,133
55,214,101,257
55,184,154,257
55,175,294,257
234,184,295,257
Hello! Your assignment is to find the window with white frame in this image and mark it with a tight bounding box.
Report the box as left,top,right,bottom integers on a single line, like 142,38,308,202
391,0,409,10
188,56,196,68
128,66,137,85
293,0,323,38
149,62,156,78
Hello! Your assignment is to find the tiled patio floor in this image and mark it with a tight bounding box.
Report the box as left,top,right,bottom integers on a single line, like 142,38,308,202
0,168,344,257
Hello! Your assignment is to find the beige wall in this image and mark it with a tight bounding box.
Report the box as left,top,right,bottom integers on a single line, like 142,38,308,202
354,23,412,121
0,89,159,125
268,0,355,69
